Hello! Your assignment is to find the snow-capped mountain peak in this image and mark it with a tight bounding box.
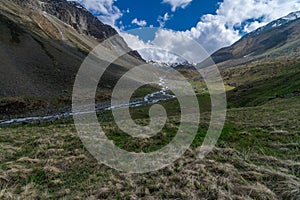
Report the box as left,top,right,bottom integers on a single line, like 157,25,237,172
248,10,300,36
281,11,300,21
147,60,196,69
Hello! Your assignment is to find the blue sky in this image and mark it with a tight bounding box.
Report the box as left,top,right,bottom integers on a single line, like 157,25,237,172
114,0,220,31
73,0,300,62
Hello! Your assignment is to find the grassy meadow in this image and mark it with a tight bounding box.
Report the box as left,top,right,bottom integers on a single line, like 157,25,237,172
0,58,299,199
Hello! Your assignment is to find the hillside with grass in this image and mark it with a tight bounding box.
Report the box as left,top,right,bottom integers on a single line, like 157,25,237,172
0,0,144,119
211,11,300,69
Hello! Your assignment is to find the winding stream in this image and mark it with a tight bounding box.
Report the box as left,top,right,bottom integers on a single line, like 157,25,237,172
0,78,175,126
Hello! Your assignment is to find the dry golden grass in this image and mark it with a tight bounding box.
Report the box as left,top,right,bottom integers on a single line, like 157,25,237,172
0,96,299,199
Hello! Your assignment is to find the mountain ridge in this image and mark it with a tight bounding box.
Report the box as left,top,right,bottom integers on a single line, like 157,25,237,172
211,11,300,68
10,0,117,40
248,11,300,37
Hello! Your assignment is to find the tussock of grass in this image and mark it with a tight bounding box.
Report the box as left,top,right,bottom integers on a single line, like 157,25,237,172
0,95,299,199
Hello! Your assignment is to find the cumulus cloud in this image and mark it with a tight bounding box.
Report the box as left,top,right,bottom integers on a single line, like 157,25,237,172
183,0,300,53
72,0,300,62
152,29,207,63
162,0,193,12
154,0,300,55
157,13,171,28
121,30,205,63
121,32,183,63
131,18,147,27
121,33,152,50
70,0,122,27
124,0,300,62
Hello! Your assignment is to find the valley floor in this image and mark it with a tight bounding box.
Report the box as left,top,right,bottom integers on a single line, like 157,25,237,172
0,97,299,199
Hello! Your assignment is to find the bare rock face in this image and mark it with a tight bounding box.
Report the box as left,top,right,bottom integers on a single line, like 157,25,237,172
39,0,118,41
13,0,117,41
9,0,143,59
37,0,143,59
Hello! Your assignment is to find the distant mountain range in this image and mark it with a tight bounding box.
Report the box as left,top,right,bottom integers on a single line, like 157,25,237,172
146,11,300,69
147,60,196,70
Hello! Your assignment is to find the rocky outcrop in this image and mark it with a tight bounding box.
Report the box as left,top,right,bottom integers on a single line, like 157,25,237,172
12,0,117,41
8,0,142,59
39,0,118,41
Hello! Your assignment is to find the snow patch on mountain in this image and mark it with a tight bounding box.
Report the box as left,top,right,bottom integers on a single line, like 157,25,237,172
250,11,300,36
282,11,300,21
147,60,196,69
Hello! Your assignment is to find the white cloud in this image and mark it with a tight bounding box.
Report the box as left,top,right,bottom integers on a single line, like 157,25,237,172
162,0,193,12
72,0,300,63
123,0,300,62
156,0,300,55
152,29,206,63
121,33,152,50
243,21,265,33
183,0,300,54
70,0,122,27
121,32,184,63
158,13,171,28
121,30,204,63
131,18,147,27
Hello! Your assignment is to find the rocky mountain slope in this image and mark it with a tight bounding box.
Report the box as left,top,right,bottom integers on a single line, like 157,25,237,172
211,11,300,68
0,0,143,117
17,0,118,40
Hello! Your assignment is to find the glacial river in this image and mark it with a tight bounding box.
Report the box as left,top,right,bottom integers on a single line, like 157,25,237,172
0,78,175,126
